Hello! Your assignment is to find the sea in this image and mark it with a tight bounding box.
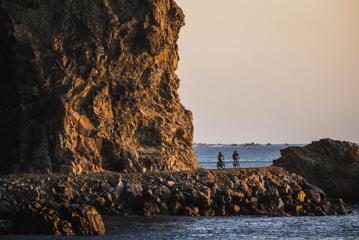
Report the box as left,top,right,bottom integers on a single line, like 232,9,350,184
2,145,359,240
194,144,298,169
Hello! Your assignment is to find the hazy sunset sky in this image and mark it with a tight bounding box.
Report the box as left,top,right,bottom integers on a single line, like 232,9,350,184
176,0,359,144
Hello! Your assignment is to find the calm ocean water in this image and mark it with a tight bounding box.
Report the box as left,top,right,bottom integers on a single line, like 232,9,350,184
2,145,358,239
194,144,301,169
3,212,359,240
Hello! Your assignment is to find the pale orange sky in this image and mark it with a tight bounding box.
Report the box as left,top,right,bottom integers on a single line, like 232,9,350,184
176,0,359,144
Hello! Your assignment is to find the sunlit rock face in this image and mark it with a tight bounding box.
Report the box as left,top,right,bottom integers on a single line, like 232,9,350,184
0,0,198,174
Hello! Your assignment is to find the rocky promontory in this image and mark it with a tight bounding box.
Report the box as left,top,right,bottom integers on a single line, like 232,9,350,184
0,0,198,174
0,167,347,235
273,139,359,203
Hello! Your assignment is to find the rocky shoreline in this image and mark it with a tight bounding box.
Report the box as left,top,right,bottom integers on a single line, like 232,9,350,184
0,167,347,235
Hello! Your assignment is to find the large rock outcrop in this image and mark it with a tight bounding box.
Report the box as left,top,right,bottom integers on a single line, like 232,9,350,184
273,139,359,202
0,0,198,174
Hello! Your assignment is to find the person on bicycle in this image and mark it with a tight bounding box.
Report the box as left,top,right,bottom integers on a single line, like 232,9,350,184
217,152,225,169
232,150,240,168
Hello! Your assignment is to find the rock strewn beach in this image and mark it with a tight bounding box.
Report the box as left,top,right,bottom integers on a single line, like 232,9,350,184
0,167,346,235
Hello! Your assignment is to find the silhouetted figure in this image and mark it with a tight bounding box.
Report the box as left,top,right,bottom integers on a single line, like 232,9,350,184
233,150,240,168
217,152,225,169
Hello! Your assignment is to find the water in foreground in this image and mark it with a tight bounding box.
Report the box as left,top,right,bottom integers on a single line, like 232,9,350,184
2,210,359,240
107,213,359,240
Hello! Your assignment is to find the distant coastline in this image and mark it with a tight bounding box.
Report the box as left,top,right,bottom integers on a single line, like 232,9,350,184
193,143,300,147
193,142,359,148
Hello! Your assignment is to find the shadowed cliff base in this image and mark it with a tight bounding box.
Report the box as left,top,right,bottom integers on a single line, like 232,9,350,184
0,0,198,175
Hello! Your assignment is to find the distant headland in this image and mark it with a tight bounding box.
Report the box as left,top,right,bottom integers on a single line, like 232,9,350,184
193,143,292,147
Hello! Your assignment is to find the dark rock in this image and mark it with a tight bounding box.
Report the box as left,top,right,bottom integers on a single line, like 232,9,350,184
201,208,215,217
302,180,326,197
11,203,105,236
0,219,12,234
184,206,200,216
0,200,13,219
239,181,252,198
53,182,75,203
96,197,107,207
273,139,359,202
159,202,170,215
229,204,241,214
335,199,347,215
197,191,213,209
231,191,245,203
65,205,105,236
168,201,184,215
198,185,212,197
215,205,227,216
305,189,321,204
12,204,73,235
157,185,172,202
125,183,143,198
143,201,160,217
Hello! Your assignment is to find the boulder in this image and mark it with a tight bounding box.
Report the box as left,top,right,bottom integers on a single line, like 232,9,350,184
273,139,359,202
239,181,252,198
11,203,105,236
0,219,12,234
229,204,241,214
53,181,75,203
66,205,106,236
157,185,172,202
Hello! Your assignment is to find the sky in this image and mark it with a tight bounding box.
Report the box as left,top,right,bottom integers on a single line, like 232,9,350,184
176,0,359,144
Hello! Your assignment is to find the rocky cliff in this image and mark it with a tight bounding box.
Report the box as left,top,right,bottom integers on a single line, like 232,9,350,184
273,139,359,202
0,0,199,174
